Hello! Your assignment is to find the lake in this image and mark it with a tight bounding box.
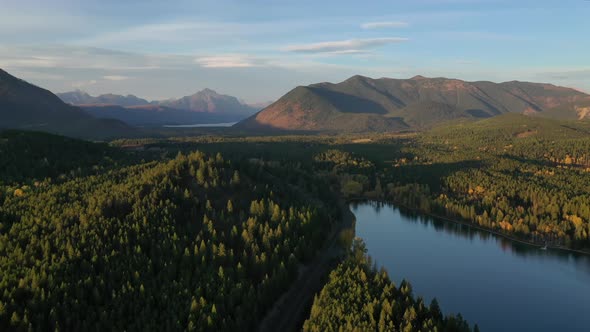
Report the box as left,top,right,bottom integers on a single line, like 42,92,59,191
351,201,590,332
163,122,237,128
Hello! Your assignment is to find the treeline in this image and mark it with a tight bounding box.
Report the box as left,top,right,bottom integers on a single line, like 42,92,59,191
381,117,590,250
0,130,134,184
0,150,338,331
386,156,590,249
303,239,476,332
302,116,590,251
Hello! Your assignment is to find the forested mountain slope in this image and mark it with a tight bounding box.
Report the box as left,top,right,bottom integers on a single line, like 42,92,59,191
0,139,339,331
0,130,128,184
237,75,590,132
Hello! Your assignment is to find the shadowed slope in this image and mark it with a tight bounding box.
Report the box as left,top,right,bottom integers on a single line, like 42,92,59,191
0,69,136,139
237,75,590,132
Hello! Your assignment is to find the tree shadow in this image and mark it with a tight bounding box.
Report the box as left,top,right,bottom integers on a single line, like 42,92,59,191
501,154,556,168
309,87,390,114
385,159,487,189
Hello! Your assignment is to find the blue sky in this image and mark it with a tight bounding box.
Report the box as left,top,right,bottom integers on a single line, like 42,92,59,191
1,0,589,102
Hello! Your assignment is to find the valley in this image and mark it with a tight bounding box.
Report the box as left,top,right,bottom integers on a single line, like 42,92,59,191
3,1,589,330
2,109,589,330
1,37,590,332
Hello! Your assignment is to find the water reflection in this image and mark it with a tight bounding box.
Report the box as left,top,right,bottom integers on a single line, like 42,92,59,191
351,201,590,332
351,200,590,270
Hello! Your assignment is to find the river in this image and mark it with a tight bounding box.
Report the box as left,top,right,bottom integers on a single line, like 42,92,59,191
351,201,590,331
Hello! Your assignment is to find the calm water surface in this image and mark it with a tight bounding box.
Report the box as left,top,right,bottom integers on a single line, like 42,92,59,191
351,201,590,332
163,122,237,128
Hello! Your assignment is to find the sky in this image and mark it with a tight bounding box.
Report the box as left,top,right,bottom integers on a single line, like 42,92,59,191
1,0,589,103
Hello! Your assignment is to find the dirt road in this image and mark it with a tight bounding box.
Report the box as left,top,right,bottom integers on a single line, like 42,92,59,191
257,203,355,332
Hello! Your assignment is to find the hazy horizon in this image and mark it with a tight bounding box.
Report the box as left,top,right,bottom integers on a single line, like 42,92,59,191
1,0,589,103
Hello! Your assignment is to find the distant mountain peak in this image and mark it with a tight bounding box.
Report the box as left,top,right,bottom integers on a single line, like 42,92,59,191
345,74,370,82
57,91,149,107
198,88,218,95
57,87,257,115
157,89,256,114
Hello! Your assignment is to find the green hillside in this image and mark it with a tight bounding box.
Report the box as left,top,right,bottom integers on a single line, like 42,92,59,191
0,136,340,331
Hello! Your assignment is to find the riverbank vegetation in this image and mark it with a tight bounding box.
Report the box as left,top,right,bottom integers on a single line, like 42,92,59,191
141,115,590,252
303,239,477,332
385,115,590,250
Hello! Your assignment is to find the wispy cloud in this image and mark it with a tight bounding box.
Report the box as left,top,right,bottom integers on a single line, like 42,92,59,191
0,56,59,68
103,75,131,81
0,11,90,44
77,19,335,48
361,21,408,29
195,55,268,68
6,70,64,81
0,45,185,71
82,22,232,45
0,45,369,101
71,80,98,88
283,37,408,54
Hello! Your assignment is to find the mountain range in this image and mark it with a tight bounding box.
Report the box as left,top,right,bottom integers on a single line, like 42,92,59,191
3,67,590,138
237,75,590,132
58,89,259,126
0,69,134,139
57,90,149,107
155,88,257,114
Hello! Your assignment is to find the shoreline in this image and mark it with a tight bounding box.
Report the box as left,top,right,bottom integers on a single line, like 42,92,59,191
347,197,590,256
259,195,589,331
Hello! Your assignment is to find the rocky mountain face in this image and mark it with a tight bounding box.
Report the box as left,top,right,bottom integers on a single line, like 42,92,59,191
156,89,257,114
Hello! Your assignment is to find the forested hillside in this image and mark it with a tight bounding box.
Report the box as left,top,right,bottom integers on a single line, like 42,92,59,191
4,111,590,331
386,115,590,249
303,239,476,332
0,137,339,331
0,130,131,184
137,114,590,252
